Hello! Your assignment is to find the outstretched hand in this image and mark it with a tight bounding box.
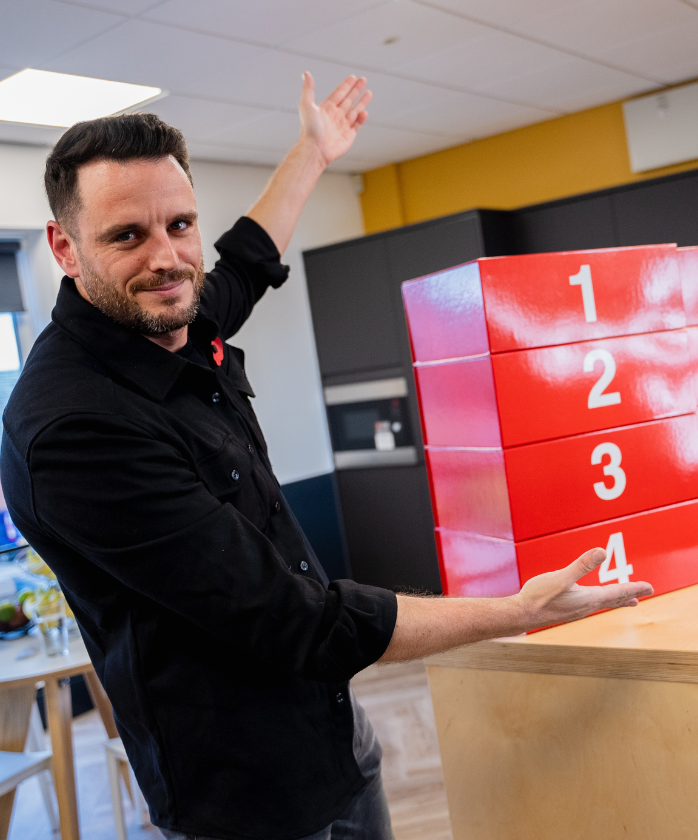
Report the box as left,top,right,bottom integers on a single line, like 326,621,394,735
299,72,371,165
516,547,654,629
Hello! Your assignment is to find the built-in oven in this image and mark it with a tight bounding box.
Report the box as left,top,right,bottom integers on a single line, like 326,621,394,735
324,377,417,469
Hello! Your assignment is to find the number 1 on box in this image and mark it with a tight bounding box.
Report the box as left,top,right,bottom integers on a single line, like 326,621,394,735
569,265,597,322
599,532,634,584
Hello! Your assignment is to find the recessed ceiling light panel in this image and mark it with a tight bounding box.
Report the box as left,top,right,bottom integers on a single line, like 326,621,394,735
0,69,163,128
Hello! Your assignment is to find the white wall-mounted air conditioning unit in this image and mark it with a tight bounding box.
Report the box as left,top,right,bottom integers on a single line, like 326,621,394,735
623,80,698,173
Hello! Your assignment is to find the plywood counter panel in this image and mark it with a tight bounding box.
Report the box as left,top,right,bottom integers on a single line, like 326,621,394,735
426,585,698,840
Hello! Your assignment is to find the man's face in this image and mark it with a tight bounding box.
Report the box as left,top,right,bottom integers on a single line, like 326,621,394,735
64,155,204,335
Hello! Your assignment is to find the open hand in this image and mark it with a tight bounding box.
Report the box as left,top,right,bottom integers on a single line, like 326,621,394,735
299,72,371,165
516,547,654,629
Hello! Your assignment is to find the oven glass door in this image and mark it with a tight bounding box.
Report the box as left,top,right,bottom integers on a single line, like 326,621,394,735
327,397,413,452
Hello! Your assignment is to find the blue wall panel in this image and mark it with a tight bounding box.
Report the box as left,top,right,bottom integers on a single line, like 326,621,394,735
281,471,350,581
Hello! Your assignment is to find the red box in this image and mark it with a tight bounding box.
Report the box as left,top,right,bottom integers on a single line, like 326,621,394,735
414,356,502,448
402,262,490,363
426,413,698,541
426,447,513,539
403,245,684,361
435,529,520,598
437,498,698,599
687,325,698,404
494,330,694,446
679,246,698,327
415,330,694,449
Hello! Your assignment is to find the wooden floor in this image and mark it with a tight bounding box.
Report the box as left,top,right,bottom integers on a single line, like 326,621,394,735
352,661,454,840
8,660,452,840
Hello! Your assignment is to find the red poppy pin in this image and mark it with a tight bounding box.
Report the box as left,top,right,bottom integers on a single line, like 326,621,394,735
211,336,224,366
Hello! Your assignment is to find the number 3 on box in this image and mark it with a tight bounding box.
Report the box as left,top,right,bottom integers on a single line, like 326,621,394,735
569,265,597,323
599,532,634,584
591,441,626,500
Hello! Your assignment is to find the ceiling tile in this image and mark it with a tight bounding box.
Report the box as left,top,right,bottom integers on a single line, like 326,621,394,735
284,0,492,70
210,111,302,151
146,95,267,138
65,0,165,13
0,0,124,67
414,0,580,31
208,110,393,167
347,122,454,163
592,19,698,84
44,19,264,92
513,0,696,69
0,120,64,147
186,139,382,173
357,72,464,121
143,0,386,47
186,141,283,167
176,50,362,108
417,0,698,78
326,154,387,172
481,58,655,113
383,92,553,138
395,29,574,92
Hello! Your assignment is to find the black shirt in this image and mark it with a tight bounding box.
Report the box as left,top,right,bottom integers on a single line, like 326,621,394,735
1,217,398,840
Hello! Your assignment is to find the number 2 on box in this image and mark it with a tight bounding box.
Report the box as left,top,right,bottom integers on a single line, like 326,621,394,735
569,265,597,322
598,531,634,584
584,349,621,408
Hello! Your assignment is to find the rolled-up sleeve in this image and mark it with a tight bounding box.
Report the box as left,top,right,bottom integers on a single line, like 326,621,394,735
202,217,291,339
26,414,397,682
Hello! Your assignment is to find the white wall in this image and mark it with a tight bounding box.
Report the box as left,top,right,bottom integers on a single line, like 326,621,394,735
192,158,365,484
0,142,365,484
0,143,64,362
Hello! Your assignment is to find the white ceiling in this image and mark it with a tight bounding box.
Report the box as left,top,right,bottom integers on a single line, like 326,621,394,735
2,0,698,172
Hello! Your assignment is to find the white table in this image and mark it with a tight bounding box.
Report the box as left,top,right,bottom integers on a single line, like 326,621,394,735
0,631,119,840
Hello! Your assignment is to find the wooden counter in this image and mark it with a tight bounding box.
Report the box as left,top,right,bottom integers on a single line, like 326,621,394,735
426,585,698,840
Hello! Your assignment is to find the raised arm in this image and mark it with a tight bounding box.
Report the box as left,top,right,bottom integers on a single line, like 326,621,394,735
379,548,654,661
246,72,371,255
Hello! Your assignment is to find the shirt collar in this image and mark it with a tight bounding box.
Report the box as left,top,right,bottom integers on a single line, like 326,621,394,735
51,276,219,402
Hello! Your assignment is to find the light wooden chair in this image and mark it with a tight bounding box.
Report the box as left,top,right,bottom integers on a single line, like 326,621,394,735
24,700,59,831
105,738,149,840
0,750,53,814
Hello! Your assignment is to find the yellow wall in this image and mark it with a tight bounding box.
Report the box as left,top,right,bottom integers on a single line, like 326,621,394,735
360,100,698,235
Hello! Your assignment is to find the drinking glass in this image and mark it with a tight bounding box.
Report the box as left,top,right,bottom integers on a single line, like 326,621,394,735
33,591,70,657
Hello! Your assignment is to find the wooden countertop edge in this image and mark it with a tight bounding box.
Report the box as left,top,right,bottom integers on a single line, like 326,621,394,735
426,642,698,684
0,662,93,690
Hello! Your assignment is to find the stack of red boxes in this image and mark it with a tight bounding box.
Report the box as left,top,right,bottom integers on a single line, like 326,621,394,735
402,245,698,601
680,246,698,405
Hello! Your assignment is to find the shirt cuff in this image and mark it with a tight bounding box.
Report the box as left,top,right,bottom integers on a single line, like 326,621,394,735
315,582,399,683
214,216,290,289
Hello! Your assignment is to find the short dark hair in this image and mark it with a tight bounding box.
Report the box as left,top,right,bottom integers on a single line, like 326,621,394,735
44,112,193,234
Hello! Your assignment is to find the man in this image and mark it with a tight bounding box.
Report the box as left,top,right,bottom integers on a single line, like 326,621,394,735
1,73,651,840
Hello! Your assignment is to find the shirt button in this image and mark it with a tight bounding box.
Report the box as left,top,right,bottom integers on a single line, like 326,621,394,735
231,470,240,481
212,392,221,403
300,561,309,572
248,444,254,453
274,501,281,512
336,691,345,704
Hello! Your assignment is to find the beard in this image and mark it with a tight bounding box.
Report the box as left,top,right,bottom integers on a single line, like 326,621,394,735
78,255,206,336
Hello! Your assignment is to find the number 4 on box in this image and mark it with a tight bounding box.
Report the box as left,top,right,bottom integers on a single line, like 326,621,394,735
598,532,634,584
